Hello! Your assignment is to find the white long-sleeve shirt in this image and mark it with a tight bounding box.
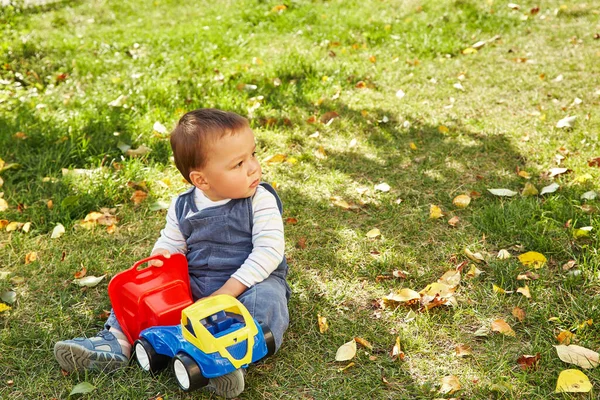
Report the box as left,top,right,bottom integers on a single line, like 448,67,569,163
152,185,285,288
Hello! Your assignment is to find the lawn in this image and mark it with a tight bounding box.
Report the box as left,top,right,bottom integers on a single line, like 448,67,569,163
1,0,599,398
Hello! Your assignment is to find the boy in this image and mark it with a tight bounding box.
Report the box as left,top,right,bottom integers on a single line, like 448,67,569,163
54,109,291,398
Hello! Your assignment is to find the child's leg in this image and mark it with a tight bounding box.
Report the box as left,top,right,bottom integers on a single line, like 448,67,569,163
53,309,129,372
237,275,291,352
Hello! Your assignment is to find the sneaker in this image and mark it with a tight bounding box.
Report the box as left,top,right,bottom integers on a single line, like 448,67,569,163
54,330,128,372
206,368,246,398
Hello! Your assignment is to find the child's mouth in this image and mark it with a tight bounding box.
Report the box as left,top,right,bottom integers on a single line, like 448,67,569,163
250,179,259,188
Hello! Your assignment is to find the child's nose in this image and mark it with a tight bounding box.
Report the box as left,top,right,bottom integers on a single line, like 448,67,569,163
248,158,260,175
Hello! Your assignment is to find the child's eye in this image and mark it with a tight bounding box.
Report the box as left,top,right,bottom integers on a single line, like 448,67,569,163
251,151,256,157
235,161,243,168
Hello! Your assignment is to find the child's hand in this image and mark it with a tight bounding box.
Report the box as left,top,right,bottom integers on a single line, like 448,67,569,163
149,249,171,267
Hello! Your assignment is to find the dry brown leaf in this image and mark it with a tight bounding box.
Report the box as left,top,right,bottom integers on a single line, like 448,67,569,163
512,307,526,322
131,190,148,205
517,285,531,298
74,265,87,279
491,319,516,336
448,216,460,227
285,217,298,225
25,252,38,264
439,375,461,394
106,224,116,234
517,271,539,280
465,264,483,278
438,270,461,288
391,336,404,361
455,344,473,357
517,353,541,370
555,345,599,369
355,337,373,350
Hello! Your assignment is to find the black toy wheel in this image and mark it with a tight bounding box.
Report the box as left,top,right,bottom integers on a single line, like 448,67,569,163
172,353,209,392
134,338,169,374
261,324,276,358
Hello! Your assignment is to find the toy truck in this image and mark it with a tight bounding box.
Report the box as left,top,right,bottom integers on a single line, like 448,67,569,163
108,254,275,392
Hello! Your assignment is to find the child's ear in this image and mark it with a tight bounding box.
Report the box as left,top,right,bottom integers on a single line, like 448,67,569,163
189,170,210,191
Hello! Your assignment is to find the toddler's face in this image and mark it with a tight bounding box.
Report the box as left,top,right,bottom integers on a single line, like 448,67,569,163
194,127,262,201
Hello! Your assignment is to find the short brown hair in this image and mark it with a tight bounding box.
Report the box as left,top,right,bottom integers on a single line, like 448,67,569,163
170,108,249,183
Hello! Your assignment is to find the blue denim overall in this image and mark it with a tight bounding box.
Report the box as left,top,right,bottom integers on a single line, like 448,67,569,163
107,183,291,351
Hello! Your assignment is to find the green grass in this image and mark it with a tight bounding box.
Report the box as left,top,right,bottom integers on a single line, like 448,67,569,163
1,0,600,398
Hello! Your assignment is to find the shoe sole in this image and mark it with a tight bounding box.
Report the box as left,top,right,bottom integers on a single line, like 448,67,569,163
54,342,126,373
208,369,245,398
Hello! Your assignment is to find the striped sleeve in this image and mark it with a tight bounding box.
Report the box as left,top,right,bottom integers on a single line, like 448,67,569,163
232,186,285,287
151,196,188,255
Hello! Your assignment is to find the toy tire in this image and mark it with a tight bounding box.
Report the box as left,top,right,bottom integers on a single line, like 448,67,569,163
134,338,169,374
172,353,209,392
261,323,276,358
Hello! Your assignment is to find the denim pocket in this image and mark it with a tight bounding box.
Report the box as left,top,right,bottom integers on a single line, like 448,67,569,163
188,214,230,244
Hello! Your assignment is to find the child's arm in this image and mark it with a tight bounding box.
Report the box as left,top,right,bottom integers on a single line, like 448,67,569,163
229,186,285,289
149,197,187,266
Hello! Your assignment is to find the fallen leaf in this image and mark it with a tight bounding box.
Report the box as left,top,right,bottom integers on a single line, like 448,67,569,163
74,265,87,279
465,264,483,278
383,288,421,307
497,249,511,259
391,336,404,361
518,251,547,268
581,191,597,200
488,188,518,197
448,216,460,226
438,270,461,289
335,339,357,361
518,170,531,179
541,183,560,195
0,199,7,212
0,220,8,229
337,362,355,372
374,182,390,192
555,345,599,369
317,314,328,334
512,307,526,322
491,319,516,336
588,157,600,168
355,337,373,350
562,260,577,271
320,111,339,124
330,197,359,210
73,275,106,287
125,145,152,157
6,222,23,232
549,168,569,178
25,252,37,264
557,331,574,345
517,285,531,298
22,222,31,232
70,382,96,396
516,271,539,280
106,224,116,234
396,89,406,99
263,154,287,164
452,195,471,208
462,47,478,54
131,190,148,205
297,237,307,249
555,369,592,393
285,217,298,225
521,182,538,196
508,3,520,10
271,4,287,12
556,116,576,129
430,205,444,219
493,284,513,294
392,270,408,279
1,290,16,304
438,125,449,134
465,248,485,263
517,353,541,370
439,375,461,394
152,121,167,134
366,228,381,238
455,344,473,357
0,303,11,313
51,223,65,239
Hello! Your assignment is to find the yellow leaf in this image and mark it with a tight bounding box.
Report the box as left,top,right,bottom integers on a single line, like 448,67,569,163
22,222,31,233
391,336,404,360
517,285,531,298
271,4,287,12
6,222,24,232
0,176,3,188
465,248,485,263
438,270,461,288
51,223,65,239
493,284,513,294
518,251,547,268
466,264,483,278
263,154,287,164
430,204,444,219
317,314,329,334
521,182,539,196
84,212,104,222
337,362,355,372
438,125,449,133
462,47,478,55
497,249,511,259
439,375,461,394
354,337,373,350
518,170,531,179
0,303,11,313
452,195,471,208
383,288,421,305
366,228,381,238
409,142,418,150
555,369,592,393
25,252,37,264
106,224,117,234
491,319,516,336
0,198,8,212
335,339,357,361
555,345,599,369
557,331,574,345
